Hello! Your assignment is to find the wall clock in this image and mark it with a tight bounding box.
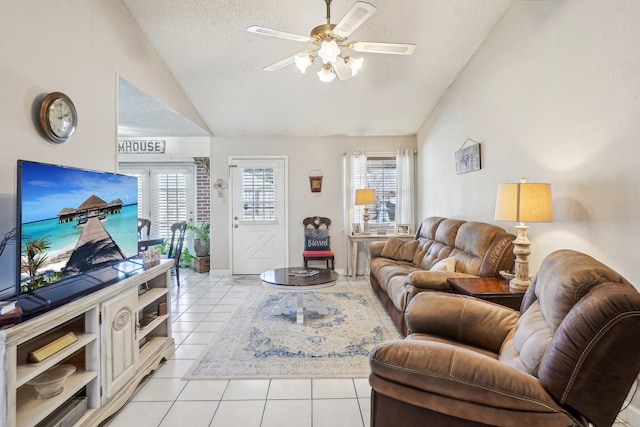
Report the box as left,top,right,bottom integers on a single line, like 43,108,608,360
38,92,78,143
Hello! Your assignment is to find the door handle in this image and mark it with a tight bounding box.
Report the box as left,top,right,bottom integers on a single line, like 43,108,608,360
234,224,239,228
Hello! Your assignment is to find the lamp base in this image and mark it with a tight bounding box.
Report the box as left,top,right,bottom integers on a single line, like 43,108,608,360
511,224,532,292
362,208,371,235
509,277,531,292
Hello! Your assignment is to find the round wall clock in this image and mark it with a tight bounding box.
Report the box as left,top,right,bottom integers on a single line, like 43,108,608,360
38,92,78,143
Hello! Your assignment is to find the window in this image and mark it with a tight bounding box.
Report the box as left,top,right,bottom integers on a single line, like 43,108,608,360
353,155,397,227
119,163,194,239
240,167,277,222
153,171,189,236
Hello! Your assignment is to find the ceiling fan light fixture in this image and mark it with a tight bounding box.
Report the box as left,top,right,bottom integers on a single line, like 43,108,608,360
248,0,416,83
345,56,364,75
294,53,313,73
318,39,340,64
317,64,336,82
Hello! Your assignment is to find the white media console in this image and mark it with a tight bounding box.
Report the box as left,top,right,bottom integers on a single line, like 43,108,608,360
0,259,175,427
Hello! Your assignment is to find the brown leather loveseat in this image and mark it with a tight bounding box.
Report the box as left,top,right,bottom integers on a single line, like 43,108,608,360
369,217,515,335
369,249,640,426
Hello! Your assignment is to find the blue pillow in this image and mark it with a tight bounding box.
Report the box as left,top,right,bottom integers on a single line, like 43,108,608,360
304,228,330,251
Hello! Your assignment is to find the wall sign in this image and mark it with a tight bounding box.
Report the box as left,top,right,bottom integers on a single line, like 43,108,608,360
117,139,166,154
309,169,323,193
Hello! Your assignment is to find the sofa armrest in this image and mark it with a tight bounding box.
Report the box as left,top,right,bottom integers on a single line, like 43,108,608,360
405,292,519,353
369,241,387,258
406,271,477,291
369,340,564,415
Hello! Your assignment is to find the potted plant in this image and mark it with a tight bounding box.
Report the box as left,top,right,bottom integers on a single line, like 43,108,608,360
187,221,210,257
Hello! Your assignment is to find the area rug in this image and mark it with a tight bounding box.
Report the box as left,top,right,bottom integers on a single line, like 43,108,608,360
184,282,402,379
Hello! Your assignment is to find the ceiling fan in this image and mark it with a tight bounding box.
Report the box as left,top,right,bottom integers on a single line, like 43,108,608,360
247,0,416,82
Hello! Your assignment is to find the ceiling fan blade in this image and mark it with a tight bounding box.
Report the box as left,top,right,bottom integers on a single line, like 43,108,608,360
247,25,312,43
349,41,416,55
332,57,354,80
263,56,295,71
333,2,377,38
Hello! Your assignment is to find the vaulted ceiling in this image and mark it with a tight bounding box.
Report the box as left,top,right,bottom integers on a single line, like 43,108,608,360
118,0,513,138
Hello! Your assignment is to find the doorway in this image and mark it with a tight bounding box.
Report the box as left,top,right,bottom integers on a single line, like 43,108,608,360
230,157,288,274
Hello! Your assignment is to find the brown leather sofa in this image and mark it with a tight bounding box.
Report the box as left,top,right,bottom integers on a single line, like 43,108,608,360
369,249,640,427
369,217,515,335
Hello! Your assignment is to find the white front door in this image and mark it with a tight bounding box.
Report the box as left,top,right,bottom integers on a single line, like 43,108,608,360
230,157,287,274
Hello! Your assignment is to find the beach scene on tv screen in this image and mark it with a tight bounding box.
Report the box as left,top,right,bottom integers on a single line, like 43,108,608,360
19,161,138,293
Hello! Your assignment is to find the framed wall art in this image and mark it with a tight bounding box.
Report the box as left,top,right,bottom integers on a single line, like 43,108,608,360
455,139,482,174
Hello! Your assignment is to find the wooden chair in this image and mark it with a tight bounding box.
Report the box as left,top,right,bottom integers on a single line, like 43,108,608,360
302,216,335,269
166,221,187,286
137,218,151,238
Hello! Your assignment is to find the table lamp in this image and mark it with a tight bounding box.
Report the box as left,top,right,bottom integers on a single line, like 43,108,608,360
494,178,553,291
355,189,376,234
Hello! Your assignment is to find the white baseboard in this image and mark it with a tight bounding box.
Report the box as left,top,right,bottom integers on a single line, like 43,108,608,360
210,269,231,277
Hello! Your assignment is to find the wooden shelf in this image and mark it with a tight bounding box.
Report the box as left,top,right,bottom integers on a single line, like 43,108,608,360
137,314,169,341
16,333,97,388
139,336,170,364
138,287,168,309
16,370,97,427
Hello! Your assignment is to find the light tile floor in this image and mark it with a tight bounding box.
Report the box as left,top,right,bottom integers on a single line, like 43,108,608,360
104,269,372,427
104,269,635,427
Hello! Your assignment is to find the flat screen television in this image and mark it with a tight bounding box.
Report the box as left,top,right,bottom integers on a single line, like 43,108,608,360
16,160,139,315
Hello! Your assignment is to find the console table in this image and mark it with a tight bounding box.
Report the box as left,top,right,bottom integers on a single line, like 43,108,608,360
347,233,413,278
0,260,174,427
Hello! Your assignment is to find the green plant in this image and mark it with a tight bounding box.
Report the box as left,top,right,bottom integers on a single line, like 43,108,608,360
180,247,193,268
187,222,210,247
187,221,210,256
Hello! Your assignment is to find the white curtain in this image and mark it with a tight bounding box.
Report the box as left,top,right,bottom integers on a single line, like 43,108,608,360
344,151,367,234
343,151,367,275
395,149,415,229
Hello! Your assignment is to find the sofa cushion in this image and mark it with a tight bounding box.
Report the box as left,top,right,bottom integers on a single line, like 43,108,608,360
370,340,568,415
429,257,455,272
381,238,419,262
370,258,420,292
387,275,411,312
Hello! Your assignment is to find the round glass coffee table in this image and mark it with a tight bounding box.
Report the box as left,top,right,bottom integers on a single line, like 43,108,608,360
260,267,339,324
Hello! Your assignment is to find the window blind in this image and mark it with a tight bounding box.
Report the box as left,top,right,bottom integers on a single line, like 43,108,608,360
240,167,277,221
152,171,189,237
352,155,397,226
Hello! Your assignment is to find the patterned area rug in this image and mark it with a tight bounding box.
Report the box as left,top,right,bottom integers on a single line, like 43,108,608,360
185,282,402,379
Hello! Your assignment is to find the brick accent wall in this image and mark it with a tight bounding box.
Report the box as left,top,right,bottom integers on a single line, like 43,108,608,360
194,157,210,223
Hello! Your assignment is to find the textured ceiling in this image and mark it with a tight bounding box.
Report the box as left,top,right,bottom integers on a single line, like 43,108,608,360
119,0,513,138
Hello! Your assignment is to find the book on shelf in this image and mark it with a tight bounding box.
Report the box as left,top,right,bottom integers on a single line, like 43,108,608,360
288,269,319,277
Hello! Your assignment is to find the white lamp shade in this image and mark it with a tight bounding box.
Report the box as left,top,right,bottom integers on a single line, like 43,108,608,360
346,56,364,75
355,188,376,205
495,182,553,223
317,65,336,82
294,54,313,73
318,40,340,64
